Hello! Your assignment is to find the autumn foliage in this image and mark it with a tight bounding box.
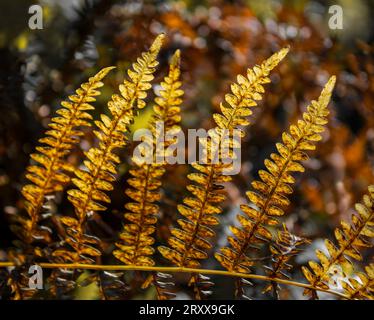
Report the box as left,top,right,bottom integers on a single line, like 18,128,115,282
0,0,373,301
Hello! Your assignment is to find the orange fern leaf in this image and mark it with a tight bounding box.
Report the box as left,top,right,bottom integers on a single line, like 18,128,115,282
114,49,183,268
158,48,289,271
16,67,114,244
52,34,165,264
215,76,336,274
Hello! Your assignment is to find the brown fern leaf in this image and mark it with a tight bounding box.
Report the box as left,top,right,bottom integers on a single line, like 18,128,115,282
14,67,114,244
51,34,165,266
302,185,374,298
215,76,336,274
113,49,183,267
158,48,289,269
263,224,309,298
157,48,288,299
342,264,374,300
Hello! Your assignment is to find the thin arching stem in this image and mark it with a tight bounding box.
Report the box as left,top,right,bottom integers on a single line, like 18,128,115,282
0,262,348,299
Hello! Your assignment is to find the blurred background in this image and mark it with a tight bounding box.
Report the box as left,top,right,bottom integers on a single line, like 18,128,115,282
0,0,373,299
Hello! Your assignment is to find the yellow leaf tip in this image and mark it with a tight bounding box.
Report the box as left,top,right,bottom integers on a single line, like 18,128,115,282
171,49,181,65
328,75,336,85
94,66,116,79
150,33,166,52
322,75,336,95
278,46,290,60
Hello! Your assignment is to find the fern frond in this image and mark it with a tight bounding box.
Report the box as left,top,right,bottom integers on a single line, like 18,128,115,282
263,224,309,298
52,34,165,265
302,185,374,298
215,76,336,274
16,67,114,244
158,48,289,272
113,49,183,267
342,264,374,300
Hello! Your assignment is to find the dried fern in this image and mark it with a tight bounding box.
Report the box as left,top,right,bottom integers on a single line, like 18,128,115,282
342,264,373,300
215,76,336,276
263,224,309,299
51,34,165,266
157,48,289,298
112,50,183,300
15,67,114,244
2,33,373,301
114,49,183,267
158,48,289,267
302,185,374,299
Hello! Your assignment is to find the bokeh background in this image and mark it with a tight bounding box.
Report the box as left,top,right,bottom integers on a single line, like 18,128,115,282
0,0,373,299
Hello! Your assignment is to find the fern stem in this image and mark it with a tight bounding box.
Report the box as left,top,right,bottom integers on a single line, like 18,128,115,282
0,262,348,299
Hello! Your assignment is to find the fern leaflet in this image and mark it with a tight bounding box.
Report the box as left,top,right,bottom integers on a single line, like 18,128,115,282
342,263,373,300
263,224,309,298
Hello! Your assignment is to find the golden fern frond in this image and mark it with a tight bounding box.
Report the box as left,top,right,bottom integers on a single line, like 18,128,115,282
52,34,165,264
342,264,374,300
215,76,336,274
158,47,289,271
16,67,114,244
263,224,309,298
113,50,183,267
213,47,289,133
302,185,374,298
